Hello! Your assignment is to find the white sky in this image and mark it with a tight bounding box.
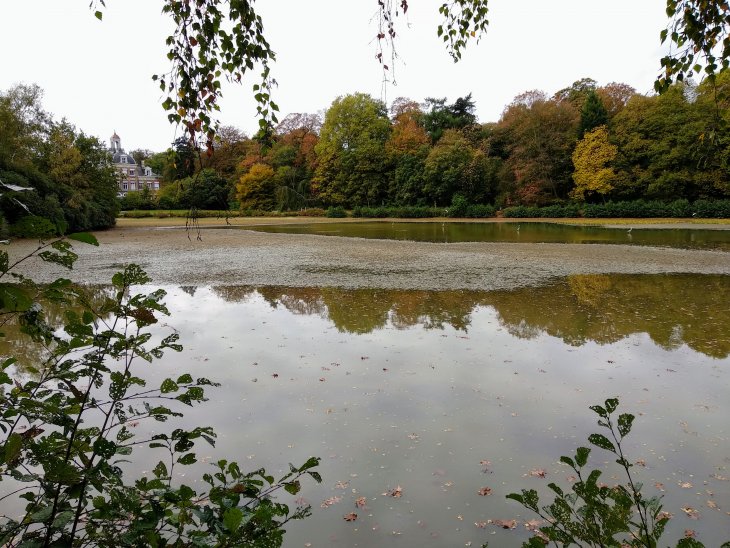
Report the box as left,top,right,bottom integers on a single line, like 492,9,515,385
1,1,668,152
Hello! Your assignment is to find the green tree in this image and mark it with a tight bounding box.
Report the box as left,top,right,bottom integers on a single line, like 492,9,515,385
579,91,609,137
611,83,729,200
313,94,392,206
423,129,475,206
423,94,477,142
571,125,617,202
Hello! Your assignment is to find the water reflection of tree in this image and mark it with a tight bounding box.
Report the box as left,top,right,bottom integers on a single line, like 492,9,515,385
486,274,730,359
0,285,116,371
210,275,730,358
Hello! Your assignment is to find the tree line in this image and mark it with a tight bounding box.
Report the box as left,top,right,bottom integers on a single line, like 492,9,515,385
129,74,730,214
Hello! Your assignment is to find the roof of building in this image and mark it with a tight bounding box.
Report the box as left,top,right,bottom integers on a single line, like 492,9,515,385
112,152,136,164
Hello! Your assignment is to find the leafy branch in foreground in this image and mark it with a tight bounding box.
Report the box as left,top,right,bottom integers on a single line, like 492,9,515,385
507,398,730,548
0,237,320,546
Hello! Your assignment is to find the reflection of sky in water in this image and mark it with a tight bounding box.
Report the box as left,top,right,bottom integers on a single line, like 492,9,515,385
142,284,730,548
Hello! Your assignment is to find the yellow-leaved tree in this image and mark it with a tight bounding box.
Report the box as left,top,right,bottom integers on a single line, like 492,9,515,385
236,162,276,210
570,125,617,202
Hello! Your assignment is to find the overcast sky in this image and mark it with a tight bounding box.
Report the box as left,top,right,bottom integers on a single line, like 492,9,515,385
1,1,668,152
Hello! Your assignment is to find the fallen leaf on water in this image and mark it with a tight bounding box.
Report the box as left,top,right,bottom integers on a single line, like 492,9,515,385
343,512,357,522
524,519,544,531
335,481,349,490
635,459,645,467
383,485,403,498
529,469,547,478
655,482,666,491
321,496,342,508
681,507,700,520
679,481,693,489
684,529,696,538
712,474,729,481
319,378,326,382
478,487,492,496
706,500,718,509
407,433,419,440
493,519,518,530
355,497,367,508
475,521,488,529
657,511,673,521
271,373,278,378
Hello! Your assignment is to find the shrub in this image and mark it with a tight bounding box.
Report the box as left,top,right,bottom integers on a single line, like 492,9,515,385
503,204,580,218
693,199,730,218
325,205,348,218
9,215,59,238
448,194,469,217
509,398,728,547
464,204,496,218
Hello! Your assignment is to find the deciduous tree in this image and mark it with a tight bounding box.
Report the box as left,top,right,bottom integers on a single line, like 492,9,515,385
570,125,617,202
313,94,391,206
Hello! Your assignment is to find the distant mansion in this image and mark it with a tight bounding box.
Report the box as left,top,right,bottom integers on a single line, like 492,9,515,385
110,132,161,194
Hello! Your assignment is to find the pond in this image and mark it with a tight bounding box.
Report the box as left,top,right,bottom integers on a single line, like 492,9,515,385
241,221,730,250
131,273,729,547
3,225,729,546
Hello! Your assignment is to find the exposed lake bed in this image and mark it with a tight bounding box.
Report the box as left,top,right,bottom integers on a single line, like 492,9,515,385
5,219,730,546
8,219,730,288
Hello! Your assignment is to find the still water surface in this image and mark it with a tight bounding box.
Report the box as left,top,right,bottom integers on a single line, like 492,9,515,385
242,221,730,250
3,274,727,545
139,274,729,547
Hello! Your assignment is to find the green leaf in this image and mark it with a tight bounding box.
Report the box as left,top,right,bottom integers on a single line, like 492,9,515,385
588,433,615,452
604,398,619,414
575,447,590,467
178,452,197,465
68,232,99,246
153,461,168,478
94,10,103,20
0,284,33,312
284,480,301,495
52,510,75,528
223,507,244,532
160,378,179,393
177,373,193,384
93,438,117,459
617,413,634,438
3,433,23,464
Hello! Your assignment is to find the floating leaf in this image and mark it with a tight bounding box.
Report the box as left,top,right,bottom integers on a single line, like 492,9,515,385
343,512,357,521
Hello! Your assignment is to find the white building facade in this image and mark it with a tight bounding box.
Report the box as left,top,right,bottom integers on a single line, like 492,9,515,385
110,132,161,195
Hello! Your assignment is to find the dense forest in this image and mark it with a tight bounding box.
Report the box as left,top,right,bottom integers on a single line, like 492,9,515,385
131,75,730,215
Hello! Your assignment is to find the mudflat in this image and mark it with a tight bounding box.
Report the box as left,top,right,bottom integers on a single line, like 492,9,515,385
7,220,730,290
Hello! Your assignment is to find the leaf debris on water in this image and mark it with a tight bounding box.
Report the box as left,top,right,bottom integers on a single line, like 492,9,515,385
344,512,357,522
321,496,342,508
477,487,492,496
681,507,700,519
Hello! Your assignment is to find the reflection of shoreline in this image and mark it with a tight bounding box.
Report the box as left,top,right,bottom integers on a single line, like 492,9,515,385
212,274,730,358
